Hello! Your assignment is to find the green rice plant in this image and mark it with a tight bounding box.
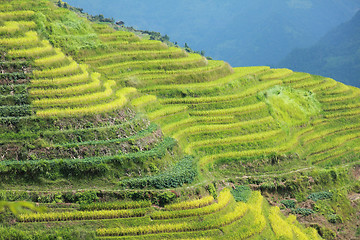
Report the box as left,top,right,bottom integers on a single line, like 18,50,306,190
34,48,67,67
8,40,53,58
148,105,188,120
311,78,337,92
269,206,295,239
291,78,322,89
161,116,235,135
31,65,89,88
36,87,136,117
190,102,266,117
110,60,227,84
160,80,282,104
309,132,360,156
142,66,269,92
86,47,184,61
0,31,38,47
324,108,360,119
165,195,214,211
32,61,80,79
0,21,36,34
324,102,360,111
131,94,157,108
172,116,274,140
0,10,35,20
260,68,293,80
33,80,115,108
319,90,359,103
150,189,231,219
282,72,311,83
322,83,350,95
200,127,310,167
110,39,167,51
302,123,360,144
184,129,282,154
220,191,266,240
30,72,101,97
97,223,189,237
0,21,19,34
18,208,147,222
79,200,151,211
98,54,206,73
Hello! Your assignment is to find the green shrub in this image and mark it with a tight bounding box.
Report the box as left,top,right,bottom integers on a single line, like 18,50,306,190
119,156,197,189
292,208,314,216
280,199,296,209
308,191,333,202
231,185,251,202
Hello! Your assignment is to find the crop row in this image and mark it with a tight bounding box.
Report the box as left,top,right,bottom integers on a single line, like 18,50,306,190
282,72,311,83
142,66,268,92
98,54,205,72
0,84,27,94
97,193,247,236
190,102,266,117
319,89,359,103
32,61,80,79
323,102,360,111
269,207,295,239
109,40,167,51
161,116,235,135
221,191,266,240
290,78,321,89
260,68,293,80
0,137,176,177
33,80,115,108
199,128,310,166
0,31,38,47
86,48,186,66
0,93,29,105
165,195,214,211
30,72,100,97
172,116,274,140
56,123,157,148
79,200,151,211
302,123,360,144
35,87,136,117
0,105,31,117
0,21,36,34
31,65,89,88
160,80,282,104
147,105,188,120
184,129,282,154
18,208,148,222
119,155,196,189
151,189,231,219
109,60,228,85
311,78,337,92
324,108,360,119
131,94,157,108
322,83,350,95
8,40,53,58
34,48,67,67
309,132,360,156
0,10,35,20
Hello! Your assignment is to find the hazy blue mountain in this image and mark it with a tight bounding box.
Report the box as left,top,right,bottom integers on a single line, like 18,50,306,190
280,10,360,87
65,0,360,67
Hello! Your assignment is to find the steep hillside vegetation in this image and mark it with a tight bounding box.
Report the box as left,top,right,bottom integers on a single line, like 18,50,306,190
280,10,360,88
0,0,359,239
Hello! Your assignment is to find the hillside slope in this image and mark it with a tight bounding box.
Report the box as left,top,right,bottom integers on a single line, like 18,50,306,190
280,10,360,88
0,0,359,239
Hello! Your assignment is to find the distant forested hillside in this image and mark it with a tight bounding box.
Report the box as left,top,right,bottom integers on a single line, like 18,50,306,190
64,0,360,67
280,10,360,87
